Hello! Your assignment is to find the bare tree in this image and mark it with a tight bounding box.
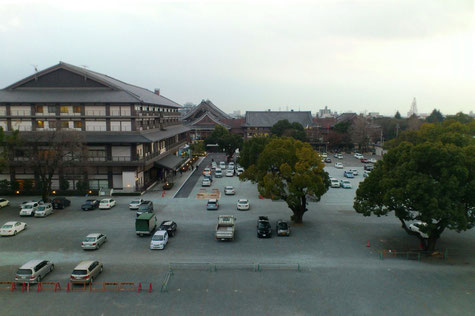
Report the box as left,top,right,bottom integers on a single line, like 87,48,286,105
349,116,371,152
22,130,88,202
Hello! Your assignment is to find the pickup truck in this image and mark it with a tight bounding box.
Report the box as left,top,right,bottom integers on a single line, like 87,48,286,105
215,215,236,241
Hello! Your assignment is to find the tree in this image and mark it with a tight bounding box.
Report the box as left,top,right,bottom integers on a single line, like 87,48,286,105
445,112,473,124
270,120,307,141
354,121,475,251
241,137,330,223
205,125,242,158
238,136,270,169
394,111,402,119
21,130,88,202
426,109,444,123
349,115,372,152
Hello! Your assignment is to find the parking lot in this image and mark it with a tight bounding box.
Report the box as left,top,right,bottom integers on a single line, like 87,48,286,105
0,153,474,315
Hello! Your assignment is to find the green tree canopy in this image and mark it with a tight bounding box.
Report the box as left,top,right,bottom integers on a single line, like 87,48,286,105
270,119,307,141
241,137,329,223
394,111,402,119
354,120,475,251
426,109,444,123
238,136,270,169
205,125,243,158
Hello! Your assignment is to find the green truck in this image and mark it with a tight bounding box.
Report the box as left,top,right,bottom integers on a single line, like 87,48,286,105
135,213,157,236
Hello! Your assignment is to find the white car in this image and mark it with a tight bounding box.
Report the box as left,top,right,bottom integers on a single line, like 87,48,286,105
321,153,328,158
211,162,217,170
336,154,343,159
215,168,223,178
0,198,9,208
228,162,235,169
237,199,250,210
340,180,352,189
368,158,377,163
349,169,359,176
128,199,144,210
330,178,340,188
150,230,169,250
409,222,429,239
224,186,236,195
236,167,244,175
225,169,234,177
354,153,364,159
34,203,53,217
363,171,370,178
20,202,39,216
202,178,211,187
81,233,107,250
1,221,27,236
219,162,226,169
335,162,344,169
99,199,116,209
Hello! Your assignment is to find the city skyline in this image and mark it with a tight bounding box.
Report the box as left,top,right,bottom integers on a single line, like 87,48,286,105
0,0,473,116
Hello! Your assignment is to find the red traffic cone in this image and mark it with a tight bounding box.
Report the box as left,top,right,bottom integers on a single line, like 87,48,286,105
419,241,424,250
37,282,42,292
138,282,142,293
66,282,70,293
148,283,152,293
366,241,370,247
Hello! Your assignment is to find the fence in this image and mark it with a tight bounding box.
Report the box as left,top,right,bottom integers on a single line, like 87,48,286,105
169,262,302,273
379,248,449,261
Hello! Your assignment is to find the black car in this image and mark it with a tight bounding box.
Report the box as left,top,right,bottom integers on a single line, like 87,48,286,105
257,216,272,238
52,197,71,209
159,220,177,237
81,199,99,211
136,201,154,217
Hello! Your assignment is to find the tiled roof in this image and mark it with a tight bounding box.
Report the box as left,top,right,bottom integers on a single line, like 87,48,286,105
243,111,316,128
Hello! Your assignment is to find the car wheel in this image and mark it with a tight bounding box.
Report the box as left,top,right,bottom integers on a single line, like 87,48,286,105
100,266,103,273
13,230,17,236
50,265,54,272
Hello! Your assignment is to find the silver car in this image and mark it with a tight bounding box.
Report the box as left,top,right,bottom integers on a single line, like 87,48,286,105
34,203,53,217
15,260,54,284
70,260,103,284
81,233,107,250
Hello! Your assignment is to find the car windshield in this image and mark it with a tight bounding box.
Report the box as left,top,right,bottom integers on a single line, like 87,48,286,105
226,187,233,190
278,223,288,230
208,202,216,205
153,235,164,241
239,200,248,204
130,201,140,204
258,222,270,229
84,237,96,242
16,269,32,275
23,205,33,209
72,270,87,275
138,205,149,210
2,225,13,229
37,206,46,211
100,200,109,203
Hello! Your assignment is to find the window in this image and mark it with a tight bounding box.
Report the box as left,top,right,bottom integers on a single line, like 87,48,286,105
74,121,82,128
48,106,56,114
35,105,43,113
73,106,81,113
36,120,44,128
60,121,69,128
60,106,69,113
48,121,56,128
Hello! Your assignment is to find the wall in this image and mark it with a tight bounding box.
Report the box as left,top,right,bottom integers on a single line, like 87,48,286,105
122,171,136,192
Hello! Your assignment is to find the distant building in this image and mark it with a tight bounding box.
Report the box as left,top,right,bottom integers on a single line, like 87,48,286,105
182,99,232,140
317,106,335,118
242,110,315,139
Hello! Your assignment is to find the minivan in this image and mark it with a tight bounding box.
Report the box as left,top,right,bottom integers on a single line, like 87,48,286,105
15,260,54,283
70,260,103,284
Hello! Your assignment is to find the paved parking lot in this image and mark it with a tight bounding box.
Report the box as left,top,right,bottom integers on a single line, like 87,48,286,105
0,153,474,315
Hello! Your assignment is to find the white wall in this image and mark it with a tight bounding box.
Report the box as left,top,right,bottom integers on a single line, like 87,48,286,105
85,105,105,116
86,121,106,131
11,105,30,116
0,106,6,116
122,171,136,192
113,175,123,189
11,120,32,131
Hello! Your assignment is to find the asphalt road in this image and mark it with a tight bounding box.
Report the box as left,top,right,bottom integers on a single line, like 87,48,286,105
0,156,473,316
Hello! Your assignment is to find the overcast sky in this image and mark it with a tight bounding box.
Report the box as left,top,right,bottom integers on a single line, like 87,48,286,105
0,0,473,116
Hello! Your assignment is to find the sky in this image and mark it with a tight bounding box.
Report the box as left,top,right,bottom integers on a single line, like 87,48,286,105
0,0,474,116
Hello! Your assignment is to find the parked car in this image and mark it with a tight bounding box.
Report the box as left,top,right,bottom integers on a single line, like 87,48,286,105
80,233,107,250
257,216,272,238
228,162,235,169
409,222,429,239
52,197,71,209
237,199,250,210
215,168,223,178
136,201,154,217
150,230,169,250
324,158,331,163
336,153,343,159
34,203,53,217
128,198,144,210
202,178,211,187
206,199,219,210
363,170,370,178
19,202,39,216
330,178,340,188
224,186,236,195
0,198,9,208
211,162,217,170
276,220,290,236
81,199,100,211
1,221,27,236
368,158,377,163
15,260,54,284
354,153,364,159
321,153,328,158
335,162,344,169
219,161,226,169
225,169,234,177
344,171,354,178
99,198,116,209
360,158,369,163
236,167,244,175
349,169,358,176
340,180,352,189
19,200,38,209
159,220,177,237
364,164,374,171
203,168,211,176
70,260,103,284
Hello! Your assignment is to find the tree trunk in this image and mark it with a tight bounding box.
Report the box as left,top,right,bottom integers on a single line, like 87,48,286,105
290,196,307,223
424,236,438,252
